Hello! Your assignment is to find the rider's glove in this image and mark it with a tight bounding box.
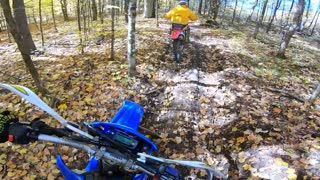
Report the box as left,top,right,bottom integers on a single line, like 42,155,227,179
0,110,18,143
8,122,31,144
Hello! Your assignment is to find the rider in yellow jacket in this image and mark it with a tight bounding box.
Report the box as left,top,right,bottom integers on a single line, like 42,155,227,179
165,0,197,42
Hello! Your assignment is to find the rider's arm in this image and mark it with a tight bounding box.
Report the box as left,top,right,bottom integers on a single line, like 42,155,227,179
188,10,197,21
165,7,176,19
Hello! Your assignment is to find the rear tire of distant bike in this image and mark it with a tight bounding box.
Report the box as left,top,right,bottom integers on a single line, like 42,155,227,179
172,40,182,63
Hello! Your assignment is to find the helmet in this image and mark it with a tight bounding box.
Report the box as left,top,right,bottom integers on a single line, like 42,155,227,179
178,0,188,5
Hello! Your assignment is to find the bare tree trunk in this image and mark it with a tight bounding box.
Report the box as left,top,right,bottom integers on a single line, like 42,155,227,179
279,0,285,28
253,0,268,38
0,0,48,95
77,0,84,54
246,0,259,23
210,0,221,21
302,0,311,27
310,11,319,35
5,21,11,43
231,0,238,24
277,0,305,58
198,0,203,14
220,0,227,24
144,0,155,18
156,0,159,26
266,0,282,33
60,0,69,21
137,0,140,14
204,0,209,15
265,0,274,22
111,0,115,60
98,0,102,22
125,0,129,23
128,0,137,76
286,0,295,25
51,0,57,32
92,0,98,21
32,8,39,31
39,0,44,47
14,0,37,53
309,82,320,103
238,0,245,21
307,7,319,30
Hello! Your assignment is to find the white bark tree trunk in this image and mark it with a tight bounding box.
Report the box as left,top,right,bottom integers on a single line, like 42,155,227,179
128,0,137,76
277,0,305,58
143,0,155,18
309,82,320,103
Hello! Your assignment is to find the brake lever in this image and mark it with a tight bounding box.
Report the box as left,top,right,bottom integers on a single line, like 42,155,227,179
137,153,227,180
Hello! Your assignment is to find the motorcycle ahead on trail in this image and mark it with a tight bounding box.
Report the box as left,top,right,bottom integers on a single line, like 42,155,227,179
0,83,226,180
170,24,189,63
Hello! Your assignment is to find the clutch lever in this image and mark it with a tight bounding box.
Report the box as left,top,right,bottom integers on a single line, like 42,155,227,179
137,153,227,180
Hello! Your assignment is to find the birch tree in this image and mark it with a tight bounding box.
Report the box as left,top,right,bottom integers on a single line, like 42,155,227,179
309,82,320,103
128,0,137,76
277,0,305,58
144,0,155,18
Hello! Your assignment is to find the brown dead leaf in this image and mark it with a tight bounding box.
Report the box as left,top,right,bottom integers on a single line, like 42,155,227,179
273,107,281,114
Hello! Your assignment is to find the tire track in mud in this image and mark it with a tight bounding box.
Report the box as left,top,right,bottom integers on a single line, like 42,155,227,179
187,36,240,177
141,28,236,178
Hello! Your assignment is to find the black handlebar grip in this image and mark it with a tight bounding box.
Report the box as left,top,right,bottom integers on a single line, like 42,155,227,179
0,110,18,143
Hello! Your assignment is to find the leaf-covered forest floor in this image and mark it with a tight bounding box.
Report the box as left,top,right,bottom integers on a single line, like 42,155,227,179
0,16,319,179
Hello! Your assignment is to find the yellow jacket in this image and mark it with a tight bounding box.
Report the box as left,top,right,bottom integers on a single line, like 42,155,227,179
165,5,197,25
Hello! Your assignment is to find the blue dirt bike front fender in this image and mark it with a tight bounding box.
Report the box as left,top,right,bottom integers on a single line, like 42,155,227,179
56,100,155,180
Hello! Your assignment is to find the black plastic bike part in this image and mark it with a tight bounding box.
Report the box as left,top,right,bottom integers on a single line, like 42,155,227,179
31,119,70,137
84,122,140,155
0,110,18,143
8,123,32,144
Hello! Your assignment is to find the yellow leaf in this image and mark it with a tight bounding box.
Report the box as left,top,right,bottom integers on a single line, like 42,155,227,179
275,158,288,167
52,169,60,174
242,163,251,170
84,96,92,104
232,127,238,132
237,137,245,144
287,173,297,180
312,144,320,149
7,172,16,177
12,145,21,151
52,74,60,81
58,103,68,111
287,168,296,174
29,174,37,180
21,170,28,176
19,148,28,154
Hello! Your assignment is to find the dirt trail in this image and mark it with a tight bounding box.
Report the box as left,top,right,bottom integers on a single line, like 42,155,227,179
0,18,319,179
135,23,320,179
